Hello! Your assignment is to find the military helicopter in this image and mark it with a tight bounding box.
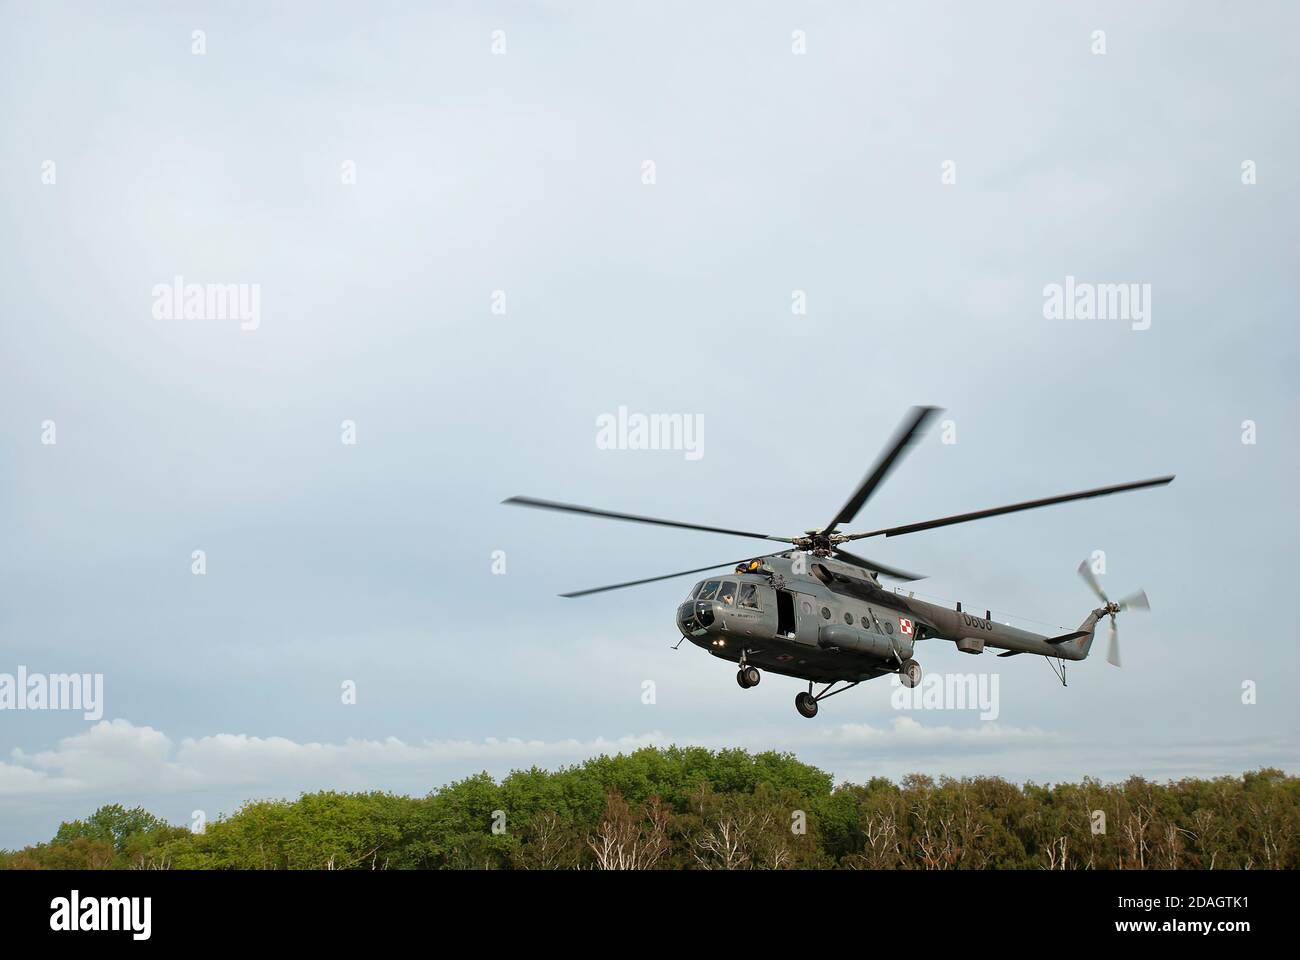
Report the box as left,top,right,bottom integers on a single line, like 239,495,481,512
504,407,1172,718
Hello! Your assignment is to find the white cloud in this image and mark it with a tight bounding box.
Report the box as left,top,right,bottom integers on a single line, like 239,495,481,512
824,716,1056,747
1,716,1061,802
0,719,676,799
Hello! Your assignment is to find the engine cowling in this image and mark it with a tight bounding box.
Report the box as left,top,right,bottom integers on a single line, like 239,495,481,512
818,624,913,661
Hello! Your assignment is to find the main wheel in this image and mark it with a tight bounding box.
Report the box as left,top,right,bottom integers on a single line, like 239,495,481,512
900,659,922,689
795,691,819,718
736,669,749,689
741,665,760,688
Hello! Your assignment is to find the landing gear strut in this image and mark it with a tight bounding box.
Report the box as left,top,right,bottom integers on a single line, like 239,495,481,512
793,679,861,718
736,665,761,689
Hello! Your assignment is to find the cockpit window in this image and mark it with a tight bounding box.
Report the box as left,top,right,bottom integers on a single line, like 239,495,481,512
695,580,721,601
717,581,738,606
738,583,759,609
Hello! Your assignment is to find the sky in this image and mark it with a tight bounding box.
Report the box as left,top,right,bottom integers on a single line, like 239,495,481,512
0,1,1297,848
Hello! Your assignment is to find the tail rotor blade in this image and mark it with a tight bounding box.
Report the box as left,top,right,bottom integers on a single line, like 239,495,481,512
1106,619,1121,667
1118,589,1150,612
1077,560,1110,604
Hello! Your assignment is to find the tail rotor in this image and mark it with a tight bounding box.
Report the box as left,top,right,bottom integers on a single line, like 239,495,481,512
1077,561,1150,667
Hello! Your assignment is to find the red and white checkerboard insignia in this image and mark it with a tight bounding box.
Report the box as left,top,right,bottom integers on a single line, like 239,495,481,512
899,618,914,636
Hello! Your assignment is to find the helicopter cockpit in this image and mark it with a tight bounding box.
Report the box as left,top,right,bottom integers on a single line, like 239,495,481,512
692,579,737,605
677,576,767,636
691,578,764,607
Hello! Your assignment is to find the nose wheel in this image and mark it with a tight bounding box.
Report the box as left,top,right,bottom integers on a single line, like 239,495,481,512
736,665,761,689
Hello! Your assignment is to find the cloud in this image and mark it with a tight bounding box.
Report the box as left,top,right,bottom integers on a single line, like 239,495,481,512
825,716,1057,748
3,720,175,795
1,716,1060,802
0,720,676,799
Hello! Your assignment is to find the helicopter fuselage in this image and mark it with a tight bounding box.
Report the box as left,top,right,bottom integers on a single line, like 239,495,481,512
676,554,1098,684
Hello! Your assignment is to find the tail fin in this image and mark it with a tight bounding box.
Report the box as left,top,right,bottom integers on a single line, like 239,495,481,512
1070,609,1105,659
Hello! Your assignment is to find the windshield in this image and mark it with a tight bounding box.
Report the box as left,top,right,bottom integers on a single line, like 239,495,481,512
694,579,721,601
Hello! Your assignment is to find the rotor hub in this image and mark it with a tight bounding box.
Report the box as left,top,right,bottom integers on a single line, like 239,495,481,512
797,530,846,556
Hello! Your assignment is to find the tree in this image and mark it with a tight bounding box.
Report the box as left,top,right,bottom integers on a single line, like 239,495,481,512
3,754,1296,871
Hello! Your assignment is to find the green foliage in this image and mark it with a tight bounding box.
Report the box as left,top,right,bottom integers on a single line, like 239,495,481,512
1,752,1296,869
54,804,168,852
2,803,182,870
163,792,426,869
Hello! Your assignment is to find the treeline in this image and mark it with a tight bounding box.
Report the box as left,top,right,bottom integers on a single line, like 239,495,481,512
2,748,1296,869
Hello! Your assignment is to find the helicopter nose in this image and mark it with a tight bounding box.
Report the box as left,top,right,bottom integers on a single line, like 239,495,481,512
675,602,692,632
676,600,716,634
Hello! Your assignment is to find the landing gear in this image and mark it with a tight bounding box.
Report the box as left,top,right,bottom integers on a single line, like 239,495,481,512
736,665,761,689
900,659,922,688
793,679,860,718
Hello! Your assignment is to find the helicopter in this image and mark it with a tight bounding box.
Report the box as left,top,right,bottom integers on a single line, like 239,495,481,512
504,406,1173,718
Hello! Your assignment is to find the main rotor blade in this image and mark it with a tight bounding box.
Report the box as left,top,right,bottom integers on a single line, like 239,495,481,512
504,496,794,544
559,553,789,598
832,547,926,582
823,406,942,535
842,475,1175,541
1077,560,1109,604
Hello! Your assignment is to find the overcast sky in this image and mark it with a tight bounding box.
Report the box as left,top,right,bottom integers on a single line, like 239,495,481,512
1,1,1297,848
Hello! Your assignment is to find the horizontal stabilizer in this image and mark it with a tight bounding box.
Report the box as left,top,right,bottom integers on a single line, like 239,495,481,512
1046,630,1089,645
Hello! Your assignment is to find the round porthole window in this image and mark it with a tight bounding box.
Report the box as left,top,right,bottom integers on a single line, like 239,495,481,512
821,607,831,620
885,621,894,634
844,613,854,625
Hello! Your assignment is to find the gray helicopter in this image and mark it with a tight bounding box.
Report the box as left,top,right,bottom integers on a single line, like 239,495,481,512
505,406,1172,718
